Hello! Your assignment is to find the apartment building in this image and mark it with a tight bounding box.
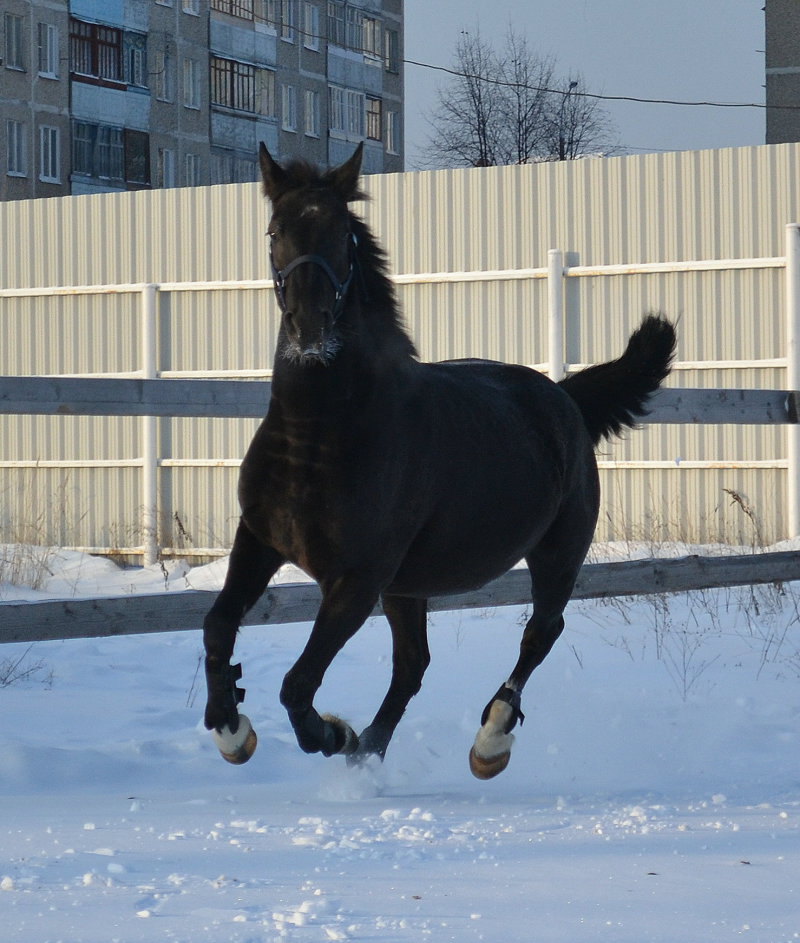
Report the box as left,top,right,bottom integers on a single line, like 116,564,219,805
766,0,800,144
0,0,404,201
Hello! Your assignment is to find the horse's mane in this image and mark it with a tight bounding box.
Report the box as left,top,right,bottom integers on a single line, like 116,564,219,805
348,214,418,359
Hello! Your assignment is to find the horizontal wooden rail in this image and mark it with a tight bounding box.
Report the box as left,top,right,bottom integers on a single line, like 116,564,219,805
2,551,799,644
1,377,798,424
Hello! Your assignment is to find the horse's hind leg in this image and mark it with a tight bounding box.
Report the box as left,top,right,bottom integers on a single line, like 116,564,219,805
203,519,284,763
470,525,593,780
349,594,430,763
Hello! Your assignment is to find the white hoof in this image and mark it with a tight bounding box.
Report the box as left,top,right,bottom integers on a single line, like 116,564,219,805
469,699,515,780
212,713,257,765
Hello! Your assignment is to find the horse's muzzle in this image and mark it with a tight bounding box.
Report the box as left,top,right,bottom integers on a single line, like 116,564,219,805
282,309,340,364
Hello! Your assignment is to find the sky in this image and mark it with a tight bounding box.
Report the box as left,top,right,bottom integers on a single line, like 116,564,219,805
403,0,766,168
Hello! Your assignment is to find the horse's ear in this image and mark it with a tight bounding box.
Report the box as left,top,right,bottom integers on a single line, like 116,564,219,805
259,142,289,203
328,142,365,202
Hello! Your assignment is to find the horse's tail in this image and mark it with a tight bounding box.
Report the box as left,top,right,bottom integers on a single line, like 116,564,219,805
558,312,676,446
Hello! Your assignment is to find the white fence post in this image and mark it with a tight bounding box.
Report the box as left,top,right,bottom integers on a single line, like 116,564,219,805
787,224,800,538
141,284,159,566
548,249,565,381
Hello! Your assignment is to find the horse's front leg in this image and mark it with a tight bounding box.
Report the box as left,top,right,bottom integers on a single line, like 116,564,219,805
203,520,284,764
349,594,430,763
280,576,380,757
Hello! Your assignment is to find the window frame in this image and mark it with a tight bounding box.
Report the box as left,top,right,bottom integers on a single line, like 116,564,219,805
281,83,297,131
304,88,320,137
183,57,200,109
4,14,25,70
302,2,319,51
69,18,124,84
366,96,381,141
211,56,258,113
38,23,59,78
6,119,27,177
39,125,60,183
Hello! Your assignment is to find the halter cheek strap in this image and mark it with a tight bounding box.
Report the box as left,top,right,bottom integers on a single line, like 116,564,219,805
270,233,358,323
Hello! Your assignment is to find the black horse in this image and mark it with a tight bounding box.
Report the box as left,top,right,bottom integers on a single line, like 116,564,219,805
203,143,676,779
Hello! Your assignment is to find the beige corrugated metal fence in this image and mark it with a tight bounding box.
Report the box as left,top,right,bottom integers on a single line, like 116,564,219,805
2,143,800,558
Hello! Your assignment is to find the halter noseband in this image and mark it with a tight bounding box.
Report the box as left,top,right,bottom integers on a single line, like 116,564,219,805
270,232,358,323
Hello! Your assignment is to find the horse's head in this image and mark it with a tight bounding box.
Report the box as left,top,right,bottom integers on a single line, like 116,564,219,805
260,142,365,365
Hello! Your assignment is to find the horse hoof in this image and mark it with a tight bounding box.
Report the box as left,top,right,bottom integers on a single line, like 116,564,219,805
469,697,516,779
212,713,258,765
321,713,360,755
469,745,511,780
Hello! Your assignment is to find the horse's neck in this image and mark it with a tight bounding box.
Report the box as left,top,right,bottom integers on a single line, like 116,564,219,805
271,347,375,414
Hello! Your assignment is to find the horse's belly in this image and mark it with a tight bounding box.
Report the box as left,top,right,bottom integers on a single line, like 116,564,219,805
386,519,544,598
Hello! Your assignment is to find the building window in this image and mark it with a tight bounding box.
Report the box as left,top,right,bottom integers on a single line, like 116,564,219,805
211,151,234,184
38,23,59,77
304,89,320,137
386,110,399,154
211,56,258,112
211,0,254,17
366,97,381,141
263,1,280,28
257,68,276,116
4,14,25,70
302,2,319,50
39,126,60,183
125,33,147,88
72,122,94,175
154,49,174,101
329,84,363,138
97,126,124,179
182,0,201,14
159,148,176,187
72,121,149,186
70,19,123,83
282,84,297,131
345,6,362,51
183,57,200,108
327,2,345,47
329,84,345,133
236,157,256,182
363,16,380,60
347,88,364,136
185,153,201,186
124,129,150,185
6,120,27,176
384,28,399,73
211,0,255,17
280,1,296,42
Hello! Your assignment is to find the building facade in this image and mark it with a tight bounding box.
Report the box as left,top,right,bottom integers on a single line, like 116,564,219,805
0,0,403,201
765,0,800,144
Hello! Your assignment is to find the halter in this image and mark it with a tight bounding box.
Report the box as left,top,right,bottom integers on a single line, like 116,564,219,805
270,232,358,323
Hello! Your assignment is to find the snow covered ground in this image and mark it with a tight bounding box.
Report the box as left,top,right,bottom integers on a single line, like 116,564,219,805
1,546,799,943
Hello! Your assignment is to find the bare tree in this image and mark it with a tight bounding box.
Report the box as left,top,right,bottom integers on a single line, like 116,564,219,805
544,74,617,161
426,31,503,167
425,29,618,168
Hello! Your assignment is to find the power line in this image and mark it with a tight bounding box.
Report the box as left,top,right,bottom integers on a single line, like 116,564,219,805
403,57,775,112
